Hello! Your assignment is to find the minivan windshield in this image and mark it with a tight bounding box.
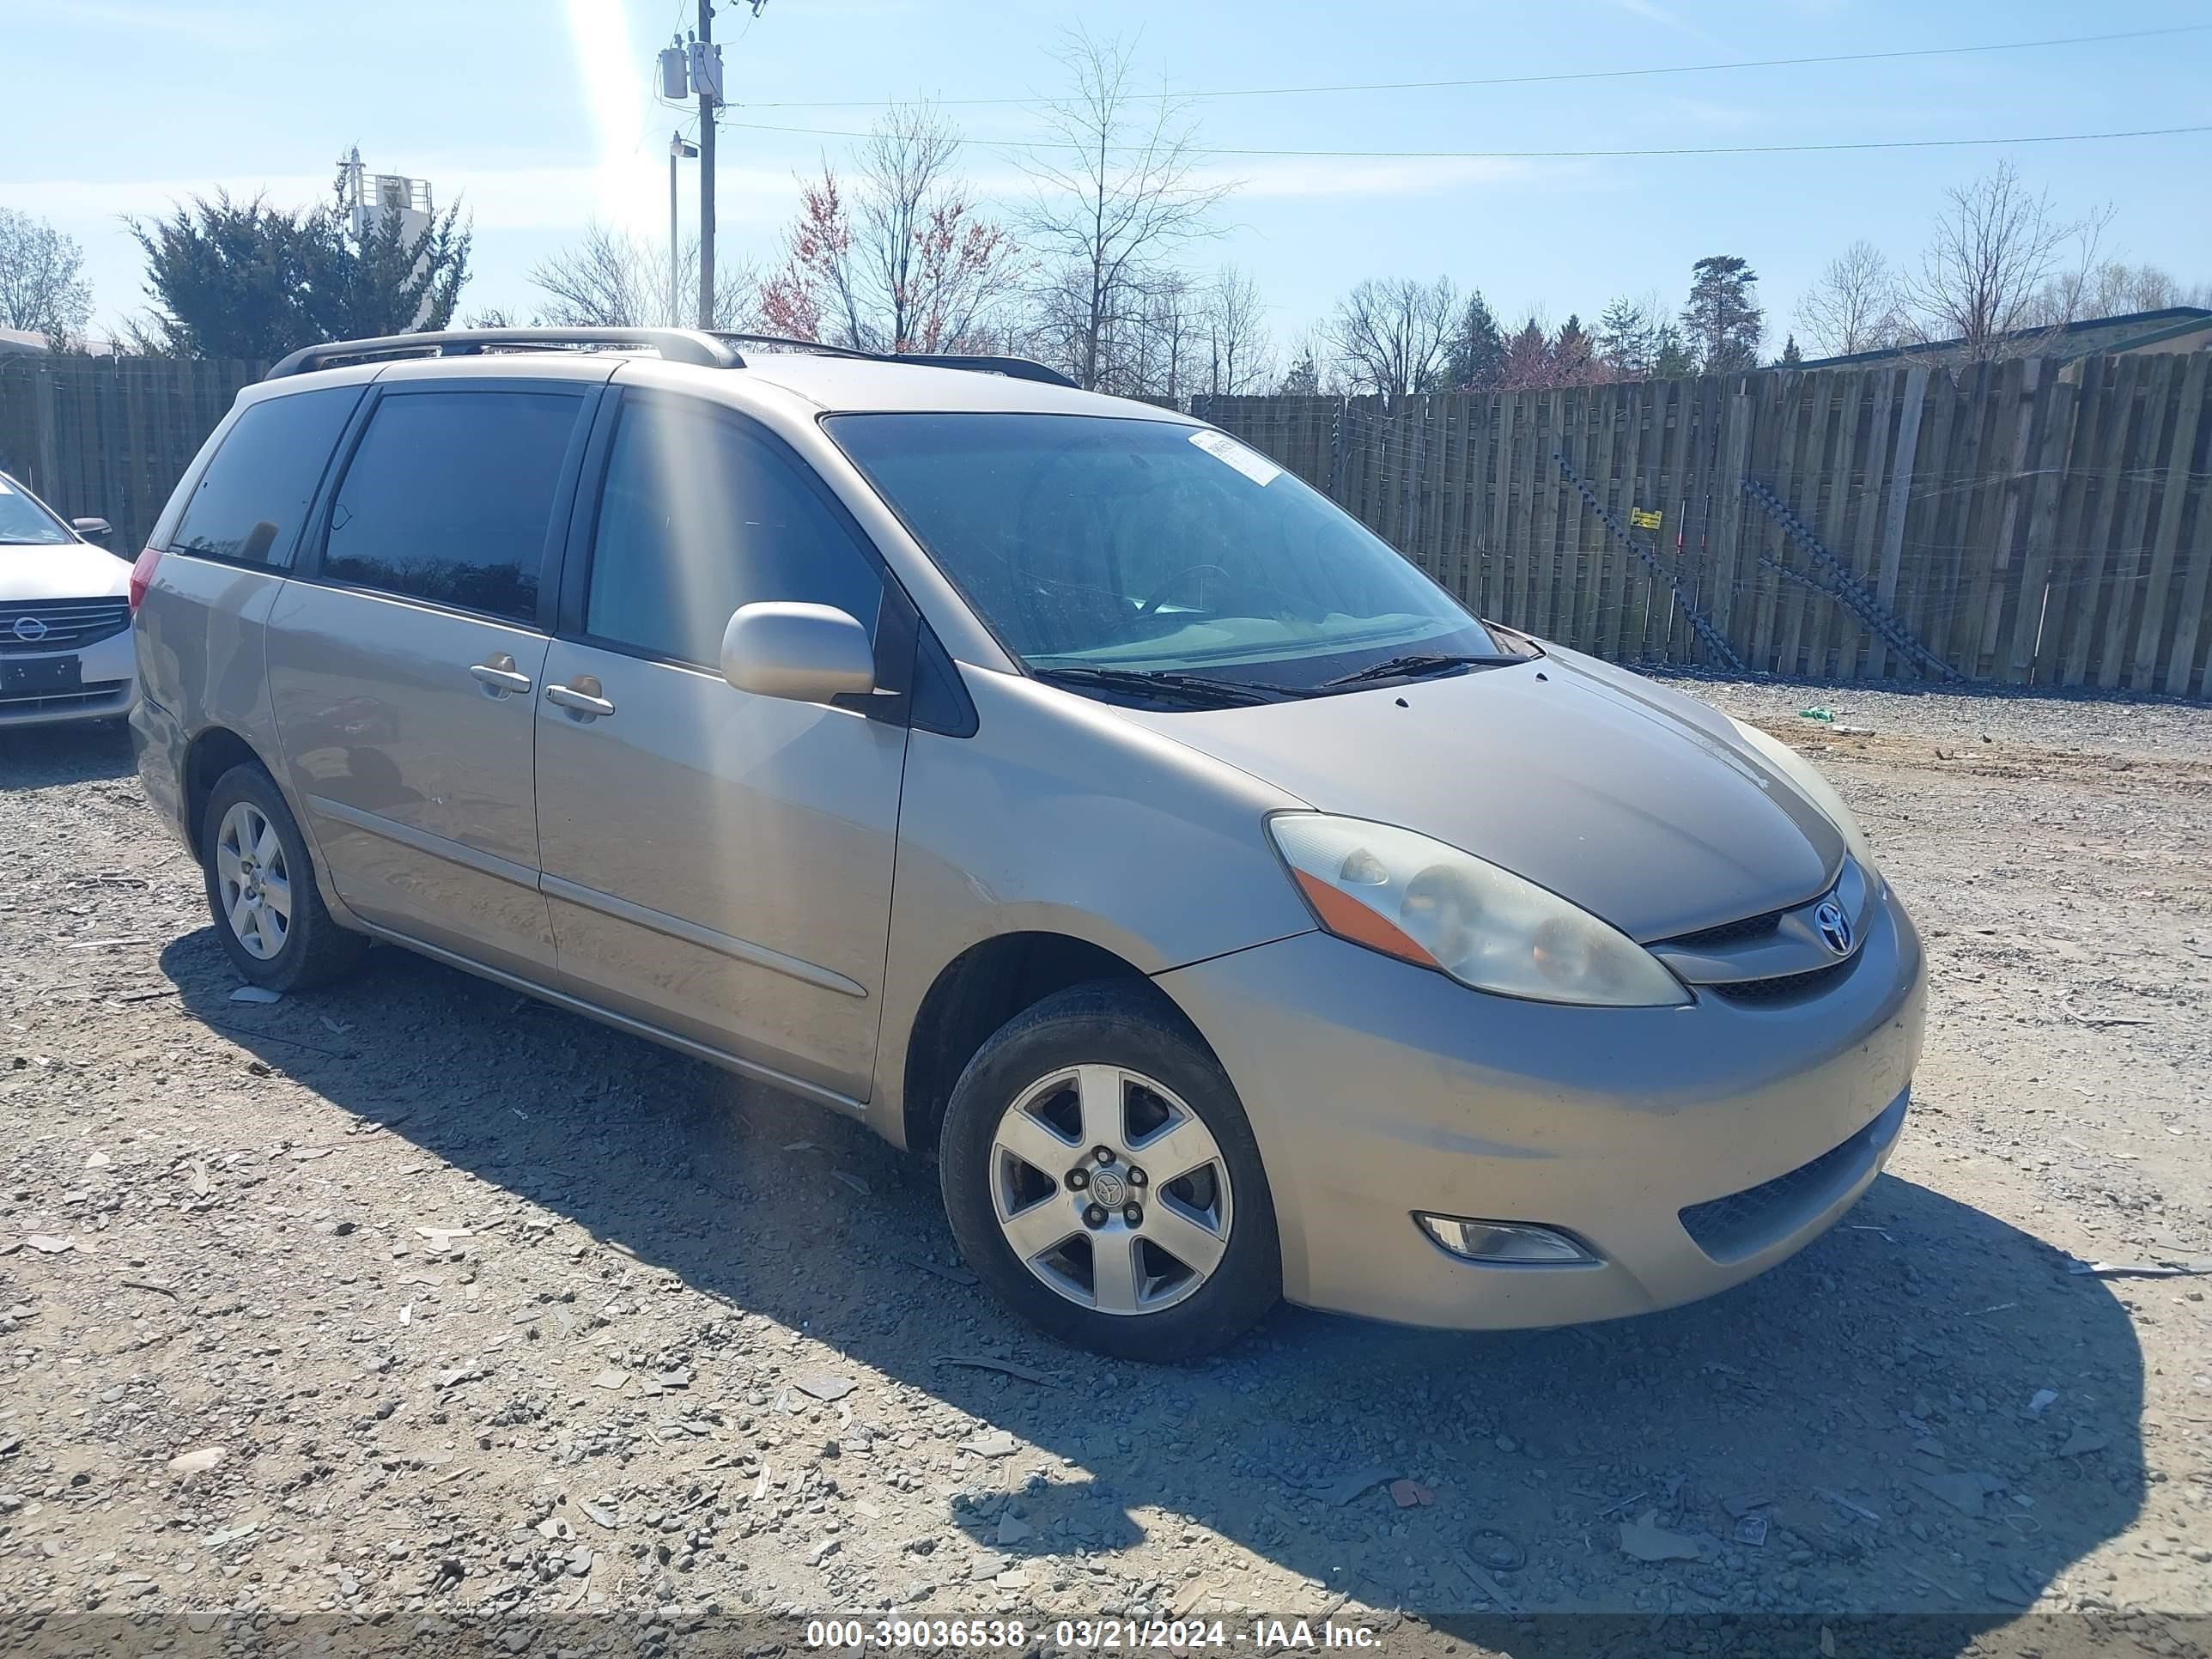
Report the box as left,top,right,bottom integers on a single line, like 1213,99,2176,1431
0,477,75,546
827,413,1513,699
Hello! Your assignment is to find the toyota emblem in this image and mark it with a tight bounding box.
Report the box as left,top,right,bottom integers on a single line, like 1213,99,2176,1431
10,616,47,643
1814,899,1854,955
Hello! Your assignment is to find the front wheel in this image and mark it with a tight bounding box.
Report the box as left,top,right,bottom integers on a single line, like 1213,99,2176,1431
939,982,1280,1361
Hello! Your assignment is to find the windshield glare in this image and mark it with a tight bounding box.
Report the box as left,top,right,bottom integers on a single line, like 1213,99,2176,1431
0,477,75,546
825,413,1504,692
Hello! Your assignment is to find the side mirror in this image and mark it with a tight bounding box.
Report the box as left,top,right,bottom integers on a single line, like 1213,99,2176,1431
720,602,876,703
72,516,112,545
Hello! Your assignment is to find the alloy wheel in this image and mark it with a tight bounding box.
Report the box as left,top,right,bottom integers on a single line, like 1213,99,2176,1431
988,1063,1234,1316
214,800,292,961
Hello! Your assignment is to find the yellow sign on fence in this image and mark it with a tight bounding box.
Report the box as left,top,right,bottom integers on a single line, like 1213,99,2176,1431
1628,507,1663,531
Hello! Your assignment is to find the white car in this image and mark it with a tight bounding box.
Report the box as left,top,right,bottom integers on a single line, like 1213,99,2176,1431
0,470,137,728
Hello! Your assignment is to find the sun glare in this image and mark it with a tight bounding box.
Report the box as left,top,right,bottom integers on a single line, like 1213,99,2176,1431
563,0,654,232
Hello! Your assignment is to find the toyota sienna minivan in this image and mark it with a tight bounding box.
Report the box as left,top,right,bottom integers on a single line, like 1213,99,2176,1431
131,327,1925,1359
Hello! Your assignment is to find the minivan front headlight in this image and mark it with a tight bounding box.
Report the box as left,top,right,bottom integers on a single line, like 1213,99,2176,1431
1267,813,1690,1007
1724,716,1877,874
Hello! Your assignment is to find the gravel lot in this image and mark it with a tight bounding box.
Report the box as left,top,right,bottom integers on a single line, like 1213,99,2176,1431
1,679,2208,1654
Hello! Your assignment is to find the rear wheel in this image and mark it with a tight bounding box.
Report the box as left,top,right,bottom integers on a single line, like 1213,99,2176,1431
939,982,1279,1360
200,763,367,992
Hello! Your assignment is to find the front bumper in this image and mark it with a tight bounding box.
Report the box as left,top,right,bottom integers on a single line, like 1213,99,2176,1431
0,628,136,727
1155,886,1926,1329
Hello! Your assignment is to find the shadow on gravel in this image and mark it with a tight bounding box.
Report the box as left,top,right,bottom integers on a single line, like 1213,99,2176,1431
161,926,2146,1643
0,719,135,789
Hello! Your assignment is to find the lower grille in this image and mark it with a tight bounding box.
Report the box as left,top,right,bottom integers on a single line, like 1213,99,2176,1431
1679,1093,1907,1262
0,680,131,716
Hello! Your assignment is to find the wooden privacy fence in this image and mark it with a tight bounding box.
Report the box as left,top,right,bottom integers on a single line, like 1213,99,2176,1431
0,356,264,558
1195,351,2212,700
3,351,2209,697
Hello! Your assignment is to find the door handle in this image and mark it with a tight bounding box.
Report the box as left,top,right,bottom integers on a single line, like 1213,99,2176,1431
470,655,533,696
545,679,616,720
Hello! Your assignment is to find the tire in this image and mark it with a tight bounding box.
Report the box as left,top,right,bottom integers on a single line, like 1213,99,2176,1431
200,762,368,992
939,981,1280,1361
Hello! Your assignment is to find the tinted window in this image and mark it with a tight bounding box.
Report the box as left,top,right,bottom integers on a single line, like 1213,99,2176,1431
325,390,580,623
171,386,361,566
585,398,882,666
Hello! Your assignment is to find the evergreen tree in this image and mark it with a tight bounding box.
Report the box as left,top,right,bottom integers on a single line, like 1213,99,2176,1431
1277,352,1322,395
1595,295,1656,379
1777,333,1804,366
1650,323,1696,380
1680,254,1765,373
1553,313,1595,382
1443,289,1506,390
129,170,471,359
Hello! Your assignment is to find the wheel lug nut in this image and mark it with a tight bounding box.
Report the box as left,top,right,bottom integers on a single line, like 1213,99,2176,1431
1127,1167,1147,1188
1123,1203,1143,1225
1083,1205,1108,1229
1093,1147,1114,1166
1066,1168,1089,1191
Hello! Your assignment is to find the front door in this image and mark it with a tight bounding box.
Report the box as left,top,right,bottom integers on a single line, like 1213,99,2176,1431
268,382,595,981
533,391,908,1100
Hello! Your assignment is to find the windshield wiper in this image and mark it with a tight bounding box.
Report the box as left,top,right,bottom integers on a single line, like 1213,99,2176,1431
1316,652,1522,689
1031,665,1295,708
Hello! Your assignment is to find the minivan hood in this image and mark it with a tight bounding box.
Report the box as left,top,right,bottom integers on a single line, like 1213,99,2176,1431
0,541,132,601
1117,647,1842,942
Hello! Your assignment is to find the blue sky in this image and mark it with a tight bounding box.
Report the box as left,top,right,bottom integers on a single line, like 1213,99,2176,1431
5,0,2210,353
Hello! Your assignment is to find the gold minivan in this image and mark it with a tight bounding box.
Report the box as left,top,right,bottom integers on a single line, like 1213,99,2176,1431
131,328,1925,1358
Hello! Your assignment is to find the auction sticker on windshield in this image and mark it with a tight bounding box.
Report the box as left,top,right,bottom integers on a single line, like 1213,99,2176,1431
1189,428,1283,487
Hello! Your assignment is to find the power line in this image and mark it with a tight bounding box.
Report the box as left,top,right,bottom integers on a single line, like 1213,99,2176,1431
741,24,2211,111
725,119,2212,163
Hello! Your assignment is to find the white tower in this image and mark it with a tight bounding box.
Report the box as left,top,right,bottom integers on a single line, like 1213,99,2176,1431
337,147,438,325
337,147,434,247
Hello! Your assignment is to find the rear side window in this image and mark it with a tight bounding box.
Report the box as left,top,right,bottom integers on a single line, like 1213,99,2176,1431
170,386,361,566
324,390,582,624
583,397,883,666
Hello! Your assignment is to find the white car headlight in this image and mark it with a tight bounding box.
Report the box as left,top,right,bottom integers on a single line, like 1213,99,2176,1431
1725,716,1878,875
1267,813,1690,1007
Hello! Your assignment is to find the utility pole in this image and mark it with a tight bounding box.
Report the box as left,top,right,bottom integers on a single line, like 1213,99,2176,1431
696,0,717,330
668,131,697,327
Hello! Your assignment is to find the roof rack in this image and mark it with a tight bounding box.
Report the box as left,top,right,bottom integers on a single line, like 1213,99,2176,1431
708,333,1078,389
902,352,1078,389
264,327,742,380
264,325,1081,390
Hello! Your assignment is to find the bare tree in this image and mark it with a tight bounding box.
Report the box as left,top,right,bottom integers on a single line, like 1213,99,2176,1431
1900,162,2111,362
1021,28,1231,391
0,208,94,346
529,222,758,331
1794,239,1901,357
759,103,1023,353
1120,270,1203,399
1202,264,1273,396
2026,258,2212,326
1498,312,1559,391
1327,276,1458,396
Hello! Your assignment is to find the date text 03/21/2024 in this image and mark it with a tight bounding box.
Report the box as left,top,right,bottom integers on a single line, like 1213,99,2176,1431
803,1619,1385,1650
